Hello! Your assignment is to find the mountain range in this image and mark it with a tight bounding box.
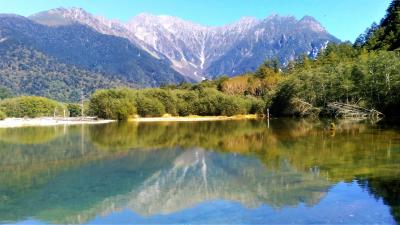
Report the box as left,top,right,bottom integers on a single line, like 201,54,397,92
0,7,340,101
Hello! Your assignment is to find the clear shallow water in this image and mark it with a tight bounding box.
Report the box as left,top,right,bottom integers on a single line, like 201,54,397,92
0,119,399,224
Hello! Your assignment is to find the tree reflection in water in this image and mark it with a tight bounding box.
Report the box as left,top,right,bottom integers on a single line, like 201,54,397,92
0,119,399,224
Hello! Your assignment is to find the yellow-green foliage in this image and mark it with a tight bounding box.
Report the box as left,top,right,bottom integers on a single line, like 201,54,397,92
271,44,400,116
134,93,166,117
89,87,267,119
138,89,178,115
0,127,63,144
67,103,82,117
0,110,6,120
89,89,137,120
220,72,282,107
0,96,65,118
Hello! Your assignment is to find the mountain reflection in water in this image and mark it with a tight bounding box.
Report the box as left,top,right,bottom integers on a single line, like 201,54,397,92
0,119,399,224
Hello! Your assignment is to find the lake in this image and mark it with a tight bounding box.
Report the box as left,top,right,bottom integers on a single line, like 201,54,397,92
0,119,399,225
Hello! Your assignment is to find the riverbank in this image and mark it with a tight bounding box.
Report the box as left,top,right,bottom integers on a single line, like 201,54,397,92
129,114,259,122
0,117,114,128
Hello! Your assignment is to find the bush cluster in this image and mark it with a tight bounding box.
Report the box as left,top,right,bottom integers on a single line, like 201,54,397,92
67,103,82,117
88,87,267,120
0,96,65,118
271,44,400,116
89,89,136,120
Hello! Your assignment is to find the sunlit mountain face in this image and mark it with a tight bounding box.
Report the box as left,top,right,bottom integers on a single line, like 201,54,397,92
0,119,399,224
29,7,339,80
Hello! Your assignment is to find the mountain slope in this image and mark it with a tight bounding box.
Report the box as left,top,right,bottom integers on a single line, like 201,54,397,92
0,39,127,102
126,14,261,79
29,8,166,65
0,14,188,89
30,8,340,79
205,16,335,76
128,14,339,78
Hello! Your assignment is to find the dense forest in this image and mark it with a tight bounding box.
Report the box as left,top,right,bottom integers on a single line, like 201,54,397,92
355,0,400,51
0,0,399,120
0,42,131,102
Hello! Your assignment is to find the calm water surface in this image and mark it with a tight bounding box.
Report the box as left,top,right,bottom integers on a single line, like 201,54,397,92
0,119,399,224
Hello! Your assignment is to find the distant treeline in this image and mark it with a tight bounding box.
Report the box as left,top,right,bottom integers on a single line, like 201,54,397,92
0,96,81,119
89,87,265,120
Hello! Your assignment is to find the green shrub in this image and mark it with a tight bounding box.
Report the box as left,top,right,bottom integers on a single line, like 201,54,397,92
67,103,82,117
135,94,166,117
217,95,242,116
87,84,269,118
191,89,258,116
175,90,199,116
194,90,220,116
0,110,6,120
176,100,190,116
0,96,64,118
141,89,178,115
247,97,266,114
89,89,136,120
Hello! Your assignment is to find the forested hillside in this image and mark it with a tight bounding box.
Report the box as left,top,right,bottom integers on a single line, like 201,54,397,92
355,0,400,50
0,14,188,101
271,44,400,116
0,41,128,101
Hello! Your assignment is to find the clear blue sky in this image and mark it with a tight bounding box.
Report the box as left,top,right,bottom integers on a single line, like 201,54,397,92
0,0,392,41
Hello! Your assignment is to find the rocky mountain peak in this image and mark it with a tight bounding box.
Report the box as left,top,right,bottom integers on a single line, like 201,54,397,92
30,7,125,33
128,13,207,32
27,8,339,80
298,15,326,32
222,16,260,31
29,7,90,26
50,7,87,16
